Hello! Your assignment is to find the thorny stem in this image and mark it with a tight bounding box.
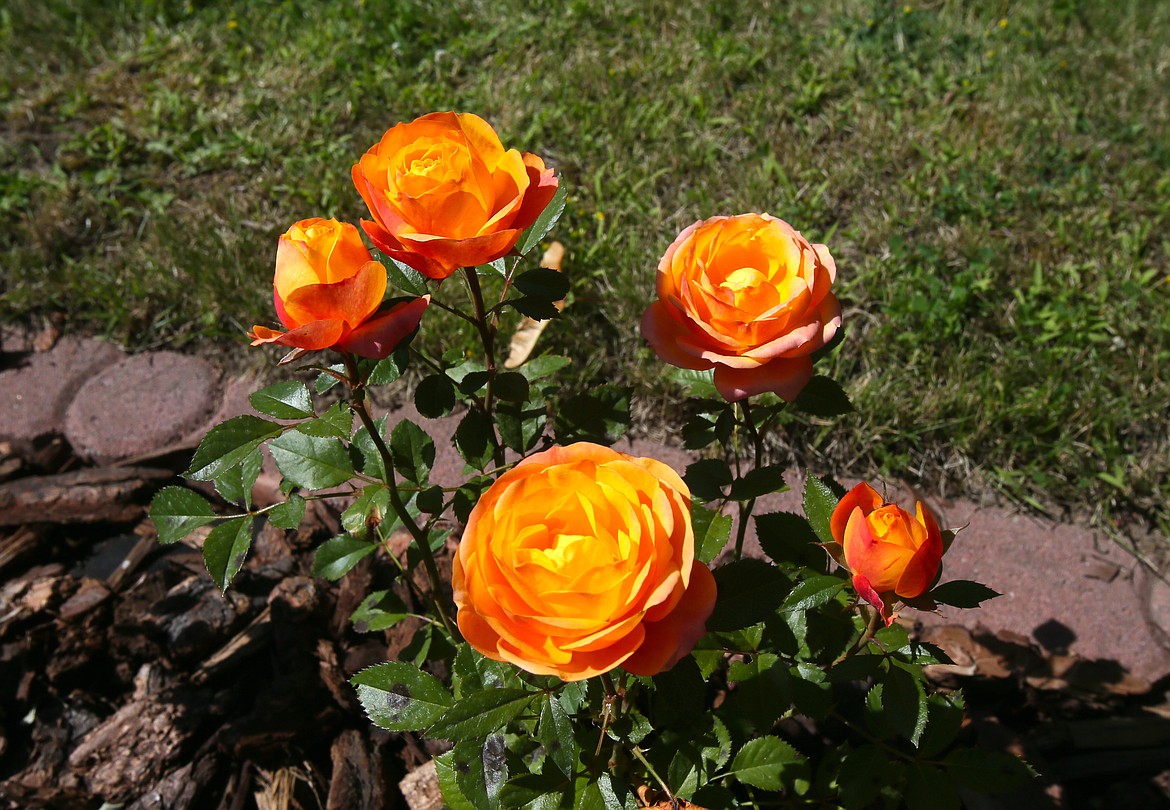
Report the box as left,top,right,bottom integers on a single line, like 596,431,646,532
462,267,506,469
342,353,459,640
630,746,675,803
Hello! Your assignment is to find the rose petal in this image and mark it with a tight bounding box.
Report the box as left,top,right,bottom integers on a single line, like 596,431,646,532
622,562,716,676
712,355,813,402
336,295,430,359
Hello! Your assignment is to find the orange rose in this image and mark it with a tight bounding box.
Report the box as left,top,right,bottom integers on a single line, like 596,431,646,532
830,482,944,625
641,213,841,402
453,442,716,681
248,218,429,359
352,112,559,280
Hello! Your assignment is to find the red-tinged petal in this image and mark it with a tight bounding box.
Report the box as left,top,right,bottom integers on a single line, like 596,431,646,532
830,483,883,545
399,228,522,274
335,295,430,359
712,355,813,402
273,288,295,330
281,260,387,330
510,153,560,231
248,319,345,351
622,562,716,676
640,302,716,371
852,572,897,625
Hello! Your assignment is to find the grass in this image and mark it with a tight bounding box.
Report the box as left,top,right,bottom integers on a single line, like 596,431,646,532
2,0,1168,537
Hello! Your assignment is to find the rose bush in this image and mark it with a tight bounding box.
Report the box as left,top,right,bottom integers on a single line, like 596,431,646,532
831,481,944,624
248,217,429,359
641,213,842,402
351,111,559,280
452,442,716,681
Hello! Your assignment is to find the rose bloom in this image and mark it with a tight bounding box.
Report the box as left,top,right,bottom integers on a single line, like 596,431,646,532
641,213,841,402
248,218,429,359
352,111,559,280
830,482,944,625
453,442,716,681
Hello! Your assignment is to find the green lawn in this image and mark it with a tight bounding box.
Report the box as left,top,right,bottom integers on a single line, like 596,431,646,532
3,0,1168,536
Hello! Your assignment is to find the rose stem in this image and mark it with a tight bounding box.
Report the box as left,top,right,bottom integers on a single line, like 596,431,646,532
461,267,506,470
630,746,676,803
342,353,459,640
733,398,766,560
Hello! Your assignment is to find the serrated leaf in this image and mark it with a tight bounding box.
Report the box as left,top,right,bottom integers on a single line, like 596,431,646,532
792,375,854,417
707,559,790,632
928,580,1001,608
692,503,732,564
754,511,825,569
315,363,346,393
802,475,841,544
554,385,630,445
436,751,479,810
350,589,410,633
386,257,430,295
883,663,928,746
352,661,454,731
369,347,410,386
729,465,788,500
596,773,637,810
728,737,803,791
390,419,434,485
500,772,570,810
516,183,567,257
295,401,352,439
312,534,377,580
513,266,570,302
213,446,263,507
651,655,705,728
427,688,537,741
918,693,966,759
416,373,456,418
453,735,507,810
942,748,1036,793
352,414,389,480
684,458,733,502
670,367,719,399
510,296,561,321
268,493,306,530
837,745,896,809
150,487,217,545
455,408,496,470
783,575,847,612
250,381,314,419
268,431,354,490
185,416,282,481
515,354,571,381
538,693,577,778
202,516,253,592
494,371,530,402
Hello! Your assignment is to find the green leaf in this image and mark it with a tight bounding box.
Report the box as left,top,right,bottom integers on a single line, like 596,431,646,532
350,589,410,633
151,487,217,545
185,416,282,481
390,419,435,485
707,559,790,631
596,773,637,810
792,375,854,417
386,256,430,295
315,363,346,393
296,401,352,439
268,431,355,490
682,414,717,450
515,182,568,257
537,693,577,778
802,475,842,544
427,688,537,741
515,354,571,381
453,735,507,810
837,745,897,809
906,763,960,810
455,408,496,469
250,380,314,419
352,414,389,479
928,580,1001,608
369,347,410,386
883,664,928,746
417,485,445,514
554,385,631,445
341,485,390,534
651,655,706,728
755,511,826,569
268,493,306,530
312,534,377,580
670,367,719,399
213,446,263,507
510,296,561,321
783,575,847,612
202,516,253,592
918,693,966,758
500,772,570,810
352,661,454,731
692,503,732,564
683,458,733,502
494,371,530,402
942,748,1036,793
729,465,788,500
416,373,456,418
513,266,569,302
497,393,547,454
728,736,804,791
436,750,479,810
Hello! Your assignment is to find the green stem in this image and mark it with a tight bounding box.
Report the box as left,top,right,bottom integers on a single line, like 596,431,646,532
630,746,675,802
462,267,506,469
342,353,459,641
733,398,766,560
